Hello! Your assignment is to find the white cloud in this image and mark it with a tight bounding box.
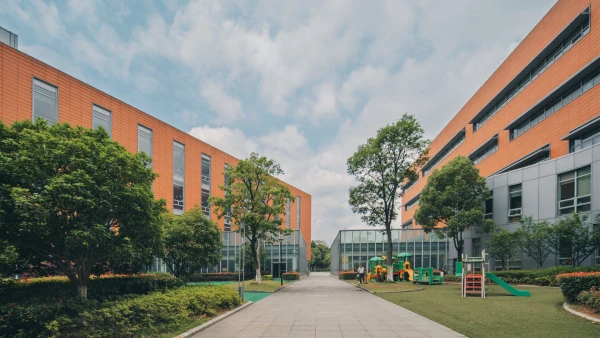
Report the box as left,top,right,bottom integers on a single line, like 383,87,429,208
200,81,244,125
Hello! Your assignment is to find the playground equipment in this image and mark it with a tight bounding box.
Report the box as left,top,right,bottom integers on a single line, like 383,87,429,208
413,267,443,285
400,260,414,282
366,257,384,282
459,250,530,298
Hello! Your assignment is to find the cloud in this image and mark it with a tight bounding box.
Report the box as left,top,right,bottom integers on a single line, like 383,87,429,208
200,81,244,125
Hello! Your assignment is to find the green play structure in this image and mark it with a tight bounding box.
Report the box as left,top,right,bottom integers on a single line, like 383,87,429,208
413,267,443,285
486,272,531,297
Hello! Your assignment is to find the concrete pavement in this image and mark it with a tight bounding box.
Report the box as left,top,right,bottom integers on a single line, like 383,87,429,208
192,272,465,338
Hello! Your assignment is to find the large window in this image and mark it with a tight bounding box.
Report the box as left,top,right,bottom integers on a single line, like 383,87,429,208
474,11,590,131
472,238,482,257
508,184,522,223
422,131,465,176
471,141,498,165
138,125,152,159
296,196,301,230
405,196,419,211
173,141,185,215
201,154,211,217
286,199,291,229
570,126,600,153
92,105,111,138
484,198,493,220
224,164,232,231
33,78,58,124
558,166,591,215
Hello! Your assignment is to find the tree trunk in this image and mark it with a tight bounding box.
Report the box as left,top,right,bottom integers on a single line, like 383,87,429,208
255,241,262,284
386,227,394,282
77,284,88,301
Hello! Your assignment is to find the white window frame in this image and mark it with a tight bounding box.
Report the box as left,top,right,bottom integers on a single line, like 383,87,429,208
508,184,522,223
32,78,58,124
558,166,591,215
92,104,112,138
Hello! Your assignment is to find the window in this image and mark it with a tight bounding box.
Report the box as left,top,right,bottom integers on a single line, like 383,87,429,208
405,196,419,211
471,140,498,165
173,142,185,215
484,198,493,220
472,238,482,257
422,130,466,176
286,199,291,229
201,154,211,217
403,178,418,192
570,126,600,153
202,188,210,216
558,166,591,215
508,184,522,223
559,236,573,266
92,105,111,138
296,196,301,230
510,66,600,141
138,125,152,160
474,12,590,131
33,78,58,124
224,164,232,231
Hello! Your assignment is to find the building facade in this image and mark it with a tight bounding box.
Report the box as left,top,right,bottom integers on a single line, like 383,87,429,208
400,0,600,270
0,29,311,274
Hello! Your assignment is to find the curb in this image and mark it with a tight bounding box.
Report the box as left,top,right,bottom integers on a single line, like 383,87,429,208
563,302,600,323
175,301,254,338
273,280,296,293
349,282,424,294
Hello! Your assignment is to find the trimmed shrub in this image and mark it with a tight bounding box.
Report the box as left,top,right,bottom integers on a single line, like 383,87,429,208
282,272,300,280
262,275,273,280
576,287,600,312
442,275,461,282
489,265,600,286
0,285,240,338
338,271,357,280
184,272,251,282
557,272,600,303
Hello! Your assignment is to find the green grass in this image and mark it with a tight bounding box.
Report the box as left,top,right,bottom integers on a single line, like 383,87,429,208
378,284,600,338
223,279,292,292
344,280,422,292
243,292,271,302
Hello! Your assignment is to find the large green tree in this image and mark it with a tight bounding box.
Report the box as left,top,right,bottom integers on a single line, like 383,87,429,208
309,241,331,270
347,114,429,281
210,153,293,284
163,207,222,278
515,217,553,269
0,120,165,300
415,156,493,261
551,213,600,267
487,228,520,270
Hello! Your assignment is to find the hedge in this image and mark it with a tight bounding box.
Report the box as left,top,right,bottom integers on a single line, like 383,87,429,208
442,275,461,282
576,287,600,312
487,265,600,286
0,273,184,303
282,272,300,280
338,271,357,280
0,285,240,338
557,272,600,303
183,272,252,282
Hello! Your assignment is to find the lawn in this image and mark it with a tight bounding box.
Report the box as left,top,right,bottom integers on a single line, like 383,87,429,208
226,279,292,292
344,280,422,292
378,284,600,338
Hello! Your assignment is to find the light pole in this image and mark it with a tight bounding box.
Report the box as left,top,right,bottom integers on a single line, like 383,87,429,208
235,207,248,302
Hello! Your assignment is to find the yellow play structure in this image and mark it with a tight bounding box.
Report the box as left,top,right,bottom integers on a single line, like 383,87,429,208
365,255,414,282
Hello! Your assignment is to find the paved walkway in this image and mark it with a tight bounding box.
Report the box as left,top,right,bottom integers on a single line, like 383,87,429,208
192,272,464,338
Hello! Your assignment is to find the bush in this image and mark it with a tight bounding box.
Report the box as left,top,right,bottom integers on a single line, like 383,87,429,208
338,271,357,280
489,265,600,286
282,272,299,280
443,275,461,282
557,272,600,303
183,272,251,282
0,285,240,338
262,275,273,280
576,287,600,312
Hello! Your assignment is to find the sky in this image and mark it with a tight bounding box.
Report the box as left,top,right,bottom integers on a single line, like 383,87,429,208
0,0,556,245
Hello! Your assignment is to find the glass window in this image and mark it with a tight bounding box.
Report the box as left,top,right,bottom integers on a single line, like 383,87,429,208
202,188,210,216
559,166,591,215
33,79,58,124
173,142,185,215
286,199,291,229
92,105,111,138
472,238,482,257
173,142,185,178
296,196,301,230
202,154,211,185
138,125,152,160
484,198,493,220
569,126,600,153
508,184,522,223
559,236,572,266
173,179,184,214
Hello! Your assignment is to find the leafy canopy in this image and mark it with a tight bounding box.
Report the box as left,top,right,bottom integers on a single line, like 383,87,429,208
515,217,554,269
163,207,222,278
415,156,493,260
550,213,600,267
0,119,165,299
487,228,520,270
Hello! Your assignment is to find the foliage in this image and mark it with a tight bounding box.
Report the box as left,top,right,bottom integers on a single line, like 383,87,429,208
163,207,222,278
0,284,240,338
309,240,331,270
234,243,266,276
210,153,293,284
282,272,300,280
262,274,273,280
442,275,461,283
347,114,429,281
415,156,494,261
515,217,554,269
338,271,358,280
490,266,600,286
557,272,600,303
576,287,600,312
487,228,520,270
550,213,600,267
0,120,166,300
183,272,250,282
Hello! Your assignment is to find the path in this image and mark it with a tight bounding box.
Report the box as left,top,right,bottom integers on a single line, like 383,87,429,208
192,272,465,338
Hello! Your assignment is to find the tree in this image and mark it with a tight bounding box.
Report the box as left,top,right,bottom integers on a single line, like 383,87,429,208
0,120,165,300
487,228,519,270
210,153,293,284
515,217,553,269
551,213,600,267
235,243,266,276
347,114,429,281
309,240,331,270
163,207,222,278
415,156,493,261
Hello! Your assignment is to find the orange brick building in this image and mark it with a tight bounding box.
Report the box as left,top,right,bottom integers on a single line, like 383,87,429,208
0,28,311,274
401,0,600,268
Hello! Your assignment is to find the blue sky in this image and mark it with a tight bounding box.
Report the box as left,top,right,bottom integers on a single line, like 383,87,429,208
0,0,556,243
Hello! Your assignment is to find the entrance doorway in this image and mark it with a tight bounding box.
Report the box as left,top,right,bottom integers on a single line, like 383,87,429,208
273,263,287,278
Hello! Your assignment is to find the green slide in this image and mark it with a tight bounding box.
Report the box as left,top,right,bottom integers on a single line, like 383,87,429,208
485,272,531,297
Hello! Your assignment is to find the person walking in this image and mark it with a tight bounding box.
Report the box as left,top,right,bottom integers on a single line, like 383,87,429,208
357,264,365,284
